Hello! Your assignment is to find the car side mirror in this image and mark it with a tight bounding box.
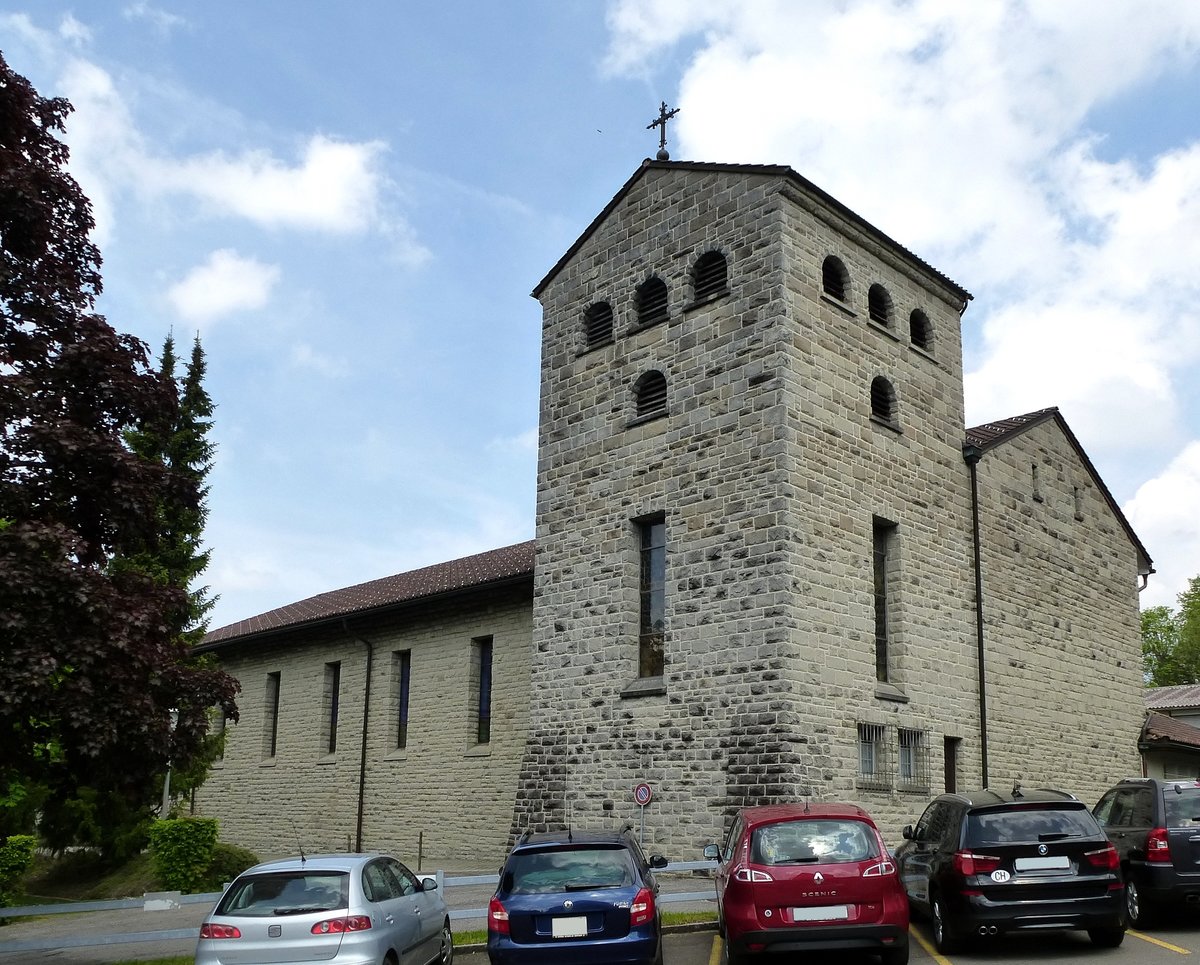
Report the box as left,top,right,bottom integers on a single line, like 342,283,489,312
419,876,438,892
901,825,914,840
703,844,720,860
649,854,668,869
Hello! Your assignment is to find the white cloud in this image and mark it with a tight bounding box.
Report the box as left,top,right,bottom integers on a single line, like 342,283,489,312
289,343,350,378
122,2,189,34
1125,442,1200,609
167,249,280,323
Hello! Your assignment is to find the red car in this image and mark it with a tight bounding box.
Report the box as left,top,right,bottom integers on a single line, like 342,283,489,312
704,803,909,965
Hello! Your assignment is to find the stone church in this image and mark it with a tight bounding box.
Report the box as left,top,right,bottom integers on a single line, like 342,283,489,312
196,158,1153,867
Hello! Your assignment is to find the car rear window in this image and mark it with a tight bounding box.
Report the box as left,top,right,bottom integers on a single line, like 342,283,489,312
1162,785,1200,827
750,819,876,866
966,806,1098,846
505,846,635,894
217,871,349,916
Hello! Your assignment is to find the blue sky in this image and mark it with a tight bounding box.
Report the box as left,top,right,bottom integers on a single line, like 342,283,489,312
4,1,1199,630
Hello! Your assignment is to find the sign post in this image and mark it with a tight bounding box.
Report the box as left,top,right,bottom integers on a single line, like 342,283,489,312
633,782,653,846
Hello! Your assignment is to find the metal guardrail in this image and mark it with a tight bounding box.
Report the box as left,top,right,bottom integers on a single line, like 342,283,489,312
0,860,717,954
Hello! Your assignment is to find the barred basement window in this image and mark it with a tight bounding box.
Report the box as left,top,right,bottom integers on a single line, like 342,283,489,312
583,301,614,349
858,723,890,789
822,255,849,301
898,729,930,790
909,309,933,351
634,370,668,420
868,284,893,326
636,277,669,328
870,376,897,426
692,250,728,302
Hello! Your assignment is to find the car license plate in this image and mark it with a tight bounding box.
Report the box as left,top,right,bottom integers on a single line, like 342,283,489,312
551,915,588,938
791,904,849,922
1014,856,1070,871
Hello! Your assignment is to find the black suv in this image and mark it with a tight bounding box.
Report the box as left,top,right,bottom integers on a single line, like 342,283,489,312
894,787,1125,953
1094,777,1200,927
487,828,669,965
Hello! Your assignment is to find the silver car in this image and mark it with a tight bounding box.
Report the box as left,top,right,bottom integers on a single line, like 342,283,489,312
195,852,453,965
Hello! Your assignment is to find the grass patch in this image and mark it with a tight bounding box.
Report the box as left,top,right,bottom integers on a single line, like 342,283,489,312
18,851,162,903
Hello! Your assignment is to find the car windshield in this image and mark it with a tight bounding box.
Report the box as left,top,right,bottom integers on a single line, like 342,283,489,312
216,871,349,916
1162,785,1200,826
966,806,1097,846
505,846,635,894
750,819,876,865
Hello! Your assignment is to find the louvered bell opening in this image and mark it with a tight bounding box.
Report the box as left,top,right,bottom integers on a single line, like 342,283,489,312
869,285,892,325
910,309,932,350
871,377,894,422
636,372,668,418
584,302,614,349
636,279,669,327
693,252,727,301
822,257,847,300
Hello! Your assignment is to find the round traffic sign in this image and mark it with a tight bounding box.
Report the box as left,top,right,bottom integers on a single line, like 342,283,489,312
633,782,653,807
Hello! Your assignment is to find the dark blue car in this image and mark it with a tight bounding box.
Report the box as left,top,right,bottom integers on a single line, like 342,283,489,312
487,828,668,965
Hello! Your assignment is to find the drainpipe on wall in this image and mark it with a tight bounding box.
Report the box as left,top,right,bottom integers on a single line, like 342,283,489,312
343,619,374,852
963,443,989,789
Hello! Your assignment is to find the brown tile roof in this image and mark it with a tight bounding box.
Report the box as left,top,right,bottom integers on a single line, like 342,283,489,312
1147,685,1200,711
199,540,535,651
1141,711,1200,750
964,406,1153,577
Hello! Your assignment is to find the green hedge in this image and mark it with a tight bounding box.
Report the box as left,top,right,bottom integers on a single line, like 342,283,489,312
148,818,218,893
0,835,36,906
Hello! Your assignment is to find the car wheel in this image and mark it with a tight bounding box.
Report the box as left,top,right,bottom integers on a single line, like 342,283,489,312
880,943,910,965
1088,926,1126,948
1125,877,1156,929
437,919,453,964
930,893,961,955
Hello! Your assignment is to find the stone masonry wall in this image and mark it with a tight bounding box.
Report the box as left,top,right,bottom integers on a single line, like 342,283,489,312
196,585,531,868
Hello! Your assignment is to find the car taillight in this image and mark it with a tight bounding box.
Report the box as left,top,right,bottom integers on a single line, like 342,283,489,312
631,887,656,926
863,859,896,877
1084,843,1120,870
953,851,1001,876
488,897,510,935
310,916,371,934
1146,827,1172,863
199,923,241,939
733,867,774,882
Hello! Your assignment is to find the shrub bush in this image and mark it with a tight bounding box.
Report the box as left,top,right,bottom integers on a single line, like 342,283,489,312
0,835,37,907
148,818,218,893
201,842,259,891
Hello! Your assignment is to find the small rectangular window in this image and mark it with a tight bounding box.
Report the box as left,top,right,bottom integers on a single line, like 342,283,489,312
393,649,411,750
858,722,889,789
263,672,281,760
323,662,341,755
472,636,493,744
638,515,666,678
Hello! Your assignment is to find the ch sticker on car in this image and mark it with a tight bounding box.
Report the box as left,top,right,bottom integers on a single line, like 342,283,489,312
991,869,1011,883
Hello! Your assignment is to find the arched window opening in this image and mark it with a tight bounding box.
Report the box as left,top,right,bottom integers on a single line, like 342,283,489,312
583,301,614,349
822,255,849,301
871,376,897,425
636,277,669,328
634,370,668,419
692,251,728,302
868,284,893,326
909,309,933,351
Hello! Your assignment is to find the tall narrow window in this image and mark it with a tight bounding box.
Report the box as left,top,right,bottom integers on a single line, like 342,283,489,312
393,649,411,750
944,736,960,793
263,671,281,760
323,661,341,755
873,518,898,683
472,636,493,744
638,516,666,678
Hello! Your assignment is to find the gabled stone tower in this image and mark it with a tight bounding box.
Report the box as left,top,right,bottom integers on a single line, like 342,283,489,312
515,160,981,846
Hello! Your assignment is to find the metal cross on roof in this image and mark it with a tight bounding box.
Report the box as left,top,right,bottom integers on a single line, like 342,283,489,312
647,101,680,160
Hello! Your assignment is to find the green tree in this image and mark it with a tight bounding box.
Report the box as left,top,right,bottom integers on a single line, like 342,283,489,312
0,52,238,857
1142,576,1200,686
